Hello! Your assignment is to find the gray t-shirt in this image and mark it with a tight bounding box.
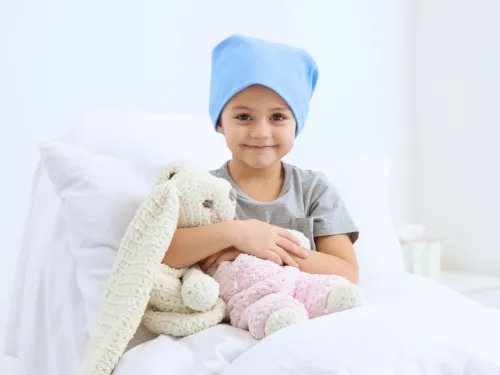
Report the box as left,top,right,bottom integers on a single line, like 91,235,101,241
210,161,359,250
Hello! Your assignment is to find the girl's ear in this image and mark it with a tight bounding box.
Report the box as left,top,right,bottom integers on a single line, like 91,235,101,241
216,124,225,134
215,117,225,134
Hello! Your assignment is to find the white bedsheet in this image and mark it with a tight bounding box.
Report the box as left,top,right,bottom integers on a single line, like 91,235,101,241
114,273,500,375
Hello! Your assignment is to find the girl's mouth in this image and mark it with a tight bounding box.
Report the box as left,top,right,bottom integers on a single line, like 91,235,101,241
244,145,276,149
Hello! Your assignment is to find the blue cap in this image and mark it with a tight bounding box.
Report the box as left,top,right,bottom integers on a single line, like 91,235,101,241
209,34,319,137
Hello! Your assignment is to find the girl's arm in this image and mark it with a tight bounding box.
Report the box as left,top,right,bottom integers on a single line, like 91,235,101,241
166,219,306,269
290,234,360,284
162,221,238,268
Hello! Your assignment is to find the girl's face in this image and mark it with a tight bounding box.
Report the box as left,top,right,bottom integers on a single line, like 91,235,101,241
217,85,296,170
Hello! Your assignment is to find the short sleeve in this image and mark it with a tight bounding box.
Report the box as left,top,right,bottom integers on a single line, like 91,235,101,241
308,173,359,244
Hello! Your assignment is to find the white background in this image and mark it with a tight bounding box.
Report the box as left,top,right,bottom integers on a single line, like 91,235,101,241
414,0,500,274
1,0,498,372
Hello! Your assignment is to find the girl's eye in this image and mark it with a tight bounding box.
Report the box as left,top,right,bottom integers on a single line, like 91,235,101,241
236,114,251,121
271,113,285,121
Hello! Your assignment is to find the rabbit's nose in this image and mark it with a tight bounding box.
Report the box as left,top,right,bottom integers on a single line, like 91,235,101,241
229,189,237,202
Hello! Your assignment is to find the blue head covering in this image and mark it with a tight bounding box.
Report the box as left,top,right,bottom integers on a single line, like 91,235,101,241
209,34,319,137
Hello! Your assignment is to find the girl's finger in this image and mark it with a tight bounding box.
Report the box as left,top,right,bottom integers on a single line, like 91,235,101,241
264,250,283,266
275,237,308,259
213,255,228,268
271,245,299,268
278,229,302,246
214,252,236,268
200,253,218,271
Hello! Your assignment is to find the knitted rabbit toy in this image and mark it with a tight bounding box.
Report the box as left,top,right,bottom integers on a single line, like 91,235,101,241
141,262,226,338
79,160,237,375
209,230,366,340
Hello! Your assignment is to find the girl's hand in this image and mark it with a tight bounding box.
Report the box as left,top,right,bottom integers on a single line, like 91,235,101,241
200,247,243,271
232,219,308,267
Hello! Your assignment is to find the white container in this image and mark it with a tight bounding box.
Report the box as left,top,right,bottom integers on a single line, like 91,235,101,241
400,239,442,278
427,240,442,278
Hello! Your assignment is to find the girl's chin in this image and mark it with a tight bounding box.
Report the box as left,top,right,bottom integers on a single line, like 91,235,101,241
242,158,281,169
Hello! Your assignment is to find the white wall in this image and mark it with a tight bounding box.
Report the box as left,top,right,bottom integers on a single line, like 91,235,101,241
414,0,500,275
0,0,412,370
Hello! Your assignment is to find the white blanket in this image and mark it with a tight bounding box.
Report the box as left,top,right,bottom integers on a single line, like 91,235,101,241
113,273,500,375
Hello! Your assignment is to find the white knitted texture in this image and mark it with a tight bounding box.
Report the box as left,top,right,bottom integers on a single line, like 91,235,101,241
142,263,226,337
147,264,192,314
264,308,306,336
143,298,226,337
326,284,366,313
80,182,179,375
181,265,221,311
79,161,237,375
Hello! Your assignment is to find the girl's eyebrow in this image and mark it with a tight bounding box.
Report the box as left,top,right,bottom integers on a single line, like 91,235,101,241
231,105,291,111
231,105,254,111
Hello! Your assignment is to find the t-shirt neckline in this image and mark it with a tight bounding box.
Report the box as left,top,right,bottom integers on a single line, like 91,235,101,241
220,161,292,204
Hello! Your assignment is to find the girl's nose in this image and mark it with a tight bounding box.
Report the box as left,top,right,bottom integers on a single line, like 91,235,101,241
250,119,272,139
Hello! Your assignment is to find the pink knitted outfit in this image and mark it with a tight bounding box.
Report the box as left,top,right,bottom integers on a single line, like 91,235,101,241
212,254,350,339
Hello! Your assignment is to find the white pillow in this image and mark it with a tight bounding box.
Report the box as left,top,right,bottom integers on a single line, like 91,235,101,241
326,158,404,279
288,157,404,280
58,111,231,170
38,141,159,335
35,111,232,349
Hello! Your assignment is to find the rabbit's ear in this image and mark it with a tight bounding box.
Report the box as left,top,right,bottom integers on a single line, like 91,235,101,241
81,181,180,374
156,160,185,184
156,159,201,185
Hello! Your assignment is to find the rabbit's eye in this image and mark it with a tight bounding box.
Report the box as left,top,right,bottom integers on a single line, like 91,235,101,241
202,199,214,208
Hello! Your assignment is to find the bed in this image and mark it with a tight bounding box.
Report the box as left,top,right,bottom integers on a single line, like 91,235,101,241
4,112,500,375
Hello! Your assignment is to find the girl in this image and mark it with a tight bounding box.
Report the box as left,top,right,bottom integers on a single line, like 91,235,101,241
163,34,360,284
